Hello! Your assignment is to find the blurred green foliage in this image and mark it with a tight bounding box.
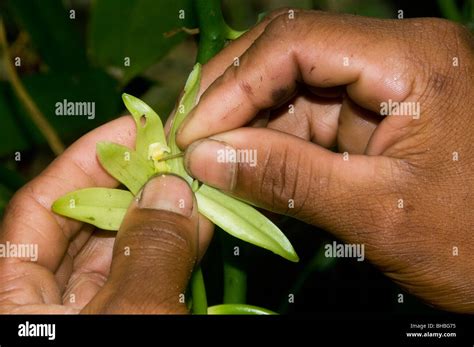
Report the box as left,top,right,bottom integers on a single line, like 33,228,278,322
89,0,196,82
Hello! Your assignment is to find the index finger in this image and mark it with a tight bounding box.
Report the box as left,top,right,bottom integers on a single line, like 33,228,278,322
164,8,293,134
177,10,423,149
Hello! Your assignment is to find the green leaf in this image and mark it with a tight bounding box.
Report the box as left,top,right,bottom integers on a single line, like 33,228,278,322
190,267,208,314
168,63,201,154
52,188,133,231
208,304,276,315
8,69,121,147
96,142,154,195
122,93,168,161
7,0,88,73
196,184,299,262
88,0,197,82
167,63,201,181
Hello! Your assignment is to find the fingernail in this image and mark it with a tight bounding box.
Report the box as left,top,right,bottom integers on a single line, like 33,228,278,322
138,175,193,217
184,139,237,191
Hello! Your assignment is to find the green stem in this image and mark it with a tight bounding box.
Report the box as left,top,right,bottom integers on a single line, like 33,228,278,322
190,0,248,313
195,0,228,64
223,262,247,303
221,231,247,304
189,0,227,315
190,267,207,314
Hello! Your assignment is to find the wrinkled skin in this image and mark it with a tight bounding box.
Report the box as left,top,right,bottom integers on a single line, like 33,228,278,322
177,10,474,313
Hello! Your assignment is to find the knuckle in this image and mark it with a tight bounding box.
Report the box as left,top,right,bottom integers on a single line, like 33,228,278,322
265,11,299,38
431,19,474,64
237,79,256,102
2,194,23,225
422,18,474,59
265,7,298,21
98,289,186,314
118,217,196,263
252,141,313,216
102,216,197,313
2,185,34,222
456,25,474,55
254,143,285,211
401,19,473,107
362,161,413,236
430,18,472,42
266,8,290,20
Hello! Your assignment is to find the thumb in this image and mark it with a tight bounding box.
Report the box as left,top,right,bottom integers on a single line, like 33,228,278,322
184,127,402,242
82,174,198,314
